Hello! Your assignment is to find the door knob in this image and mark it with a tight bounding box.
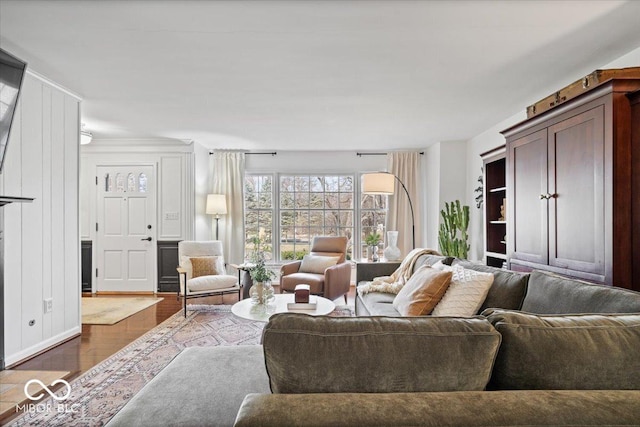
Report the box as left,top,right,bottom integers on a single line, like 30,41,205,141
141,237,152,241
539,193,553,200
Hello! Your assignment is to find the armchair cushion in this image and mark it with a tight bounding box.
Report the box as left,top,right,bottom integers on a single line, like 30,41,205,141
281,273,324,294
187,275,238,292
180,255,225,281
299,255,339,274
190,256,224,278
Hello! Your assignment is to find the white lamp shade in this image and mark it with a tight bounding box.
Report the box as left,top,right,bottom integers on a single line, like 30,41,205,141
206,194,228,215
362,172,395,195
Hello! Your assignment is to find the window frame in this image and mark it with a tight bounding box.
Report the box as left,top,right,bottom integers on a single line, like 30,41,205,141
243,171,386,262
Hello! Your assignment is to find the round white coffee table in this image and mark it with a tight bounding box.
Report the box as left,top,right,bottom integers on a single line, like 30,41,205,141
231,293,336,322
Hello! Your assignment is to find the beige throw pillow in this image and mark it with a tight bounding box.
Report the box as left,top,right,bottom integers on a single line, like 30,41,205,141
184,256,224,278
299,255,339,274
392,265,453,316
431,265,494,317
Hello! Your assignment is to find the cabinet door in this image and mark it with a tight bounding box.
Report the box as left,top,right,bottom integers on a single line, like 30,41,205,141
548,106,605,275
508,129,548,265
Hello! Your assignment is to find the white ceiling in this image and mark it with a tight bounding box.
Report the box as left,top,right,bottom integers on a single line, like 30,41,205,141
1,0,640,151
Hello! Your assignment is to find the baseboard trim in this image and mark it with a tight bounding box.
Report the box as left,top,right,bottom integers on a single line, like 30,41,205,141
5,327,82,368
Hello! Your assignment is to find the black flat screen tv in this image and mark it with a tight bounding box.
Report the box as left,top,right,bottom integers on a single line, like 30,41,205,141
0,48,27,173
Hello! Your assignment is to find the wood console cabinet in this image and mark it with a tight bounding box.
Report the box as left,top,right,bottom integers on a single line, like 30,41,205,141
502,79,640,290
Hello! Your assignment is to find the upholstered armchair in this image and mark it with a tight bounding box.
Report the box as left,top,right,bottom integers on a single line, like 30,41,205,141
280,236,352,303
177,241,240,317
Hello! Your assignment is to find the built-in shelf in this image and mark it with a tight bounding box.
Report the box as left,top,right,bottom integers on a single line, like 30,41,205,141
486,251,507,260
482,146,507,266
489,186,507,193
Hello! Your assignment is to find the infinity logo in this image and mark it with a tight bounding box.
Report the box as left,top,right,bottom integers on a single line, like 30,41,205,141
24,379,72,401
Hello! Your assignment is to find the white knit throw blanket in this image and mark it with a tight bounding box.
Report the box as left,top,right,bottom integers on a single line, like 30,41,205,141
358,248,442,295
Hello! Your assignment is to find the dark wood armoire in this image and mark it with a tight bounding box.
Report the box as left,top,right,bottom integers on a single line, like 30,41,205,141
502,78,640,291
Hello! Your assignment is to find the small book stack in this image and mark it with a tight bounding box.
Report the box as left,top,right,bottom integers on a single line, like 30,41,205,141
287,284,317,310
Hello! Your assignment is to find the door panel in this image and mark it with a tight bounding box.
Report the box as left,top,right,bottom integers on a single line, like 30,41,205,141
548,106,604,274
508,129,548,265
97,165,156,292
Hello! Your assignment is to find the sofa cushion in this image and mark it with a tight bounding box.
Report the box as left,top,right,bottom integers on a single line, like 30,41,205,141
431,265,494,317
485,309,640,390
392,266,452,316
522,270,640,314
356,291,399,316
235,390,640,427
262,313,501,393
455,261,528,312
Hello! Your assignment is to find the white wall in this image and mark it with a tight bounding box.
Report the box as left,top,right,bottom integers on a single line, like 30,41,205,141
423,141,467,250
463,43,640,262
245,150,386,173
194,141,212,241
2,72,81,367
80,141,195,292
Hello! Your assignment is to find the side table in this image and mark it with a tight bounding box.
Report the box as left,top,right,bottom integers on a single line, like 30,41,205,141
354,259,401,284
230,263,255,299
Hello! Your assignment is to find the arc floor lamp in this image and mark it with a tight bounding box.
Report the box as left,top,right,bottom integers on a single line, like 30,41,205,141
362,172,415,249
206,194,227,240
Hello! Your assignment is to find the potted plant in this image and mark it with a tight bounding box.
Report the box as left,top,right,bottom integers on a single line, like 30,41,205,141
249,259,276,305
438,200,470,259
365,232,382,262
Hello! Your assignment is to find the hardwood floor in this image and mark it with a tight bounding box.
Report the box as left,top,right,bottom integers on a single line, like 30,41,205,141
10,293,231,379
10,286,356,380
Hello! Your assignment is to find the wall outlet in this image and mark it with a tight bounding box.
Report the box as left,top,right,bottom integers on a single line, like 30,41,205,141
44,298,53,314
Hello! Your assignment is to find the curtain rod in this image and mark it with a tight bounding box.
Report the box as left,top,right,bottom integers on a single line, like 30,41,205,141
357,152,424,157
209,151,277,156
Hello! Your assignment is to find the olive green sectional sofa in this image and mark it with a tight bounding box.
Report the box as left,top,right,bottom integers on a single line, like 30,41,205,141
109,256,640,427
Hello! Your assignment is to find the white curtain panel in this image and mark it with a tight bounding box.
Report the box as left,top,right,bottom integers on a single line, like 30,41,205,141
387,152,423,255
210,151,246,266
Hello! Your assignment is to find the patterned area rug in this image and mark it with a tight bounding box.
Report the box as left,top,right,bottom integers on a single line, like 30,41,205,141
7,304,353,426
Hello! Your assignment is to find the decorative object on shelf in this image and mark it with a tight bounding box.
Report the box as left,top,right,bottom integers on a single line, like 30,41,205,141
438,200,470,259
499,198,506,221
206,194,227,240
383,230,402,261
474,169,483,209
362,172,416,249
365,232,382,262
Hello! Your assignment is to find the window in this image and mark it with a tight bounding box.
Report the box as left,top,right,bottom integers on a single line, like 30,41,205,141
244,175,274,261
280,175,354,260
244,172,386,262
360,192,387,259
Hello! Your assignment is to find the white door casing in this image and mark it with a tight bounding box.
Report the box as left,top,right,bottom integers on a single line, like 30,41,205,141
96,165,156,292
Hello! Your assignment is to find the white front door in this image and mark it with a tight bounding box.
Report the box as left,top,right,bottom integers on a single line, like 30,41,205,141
96,165,156,292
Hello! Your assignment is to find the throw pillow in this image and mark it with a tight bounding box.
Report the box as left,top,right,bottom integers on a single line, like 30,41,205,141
188,256,224,278
298,255,339,274
392,265,453,316
431,265,494,317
